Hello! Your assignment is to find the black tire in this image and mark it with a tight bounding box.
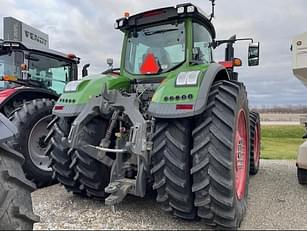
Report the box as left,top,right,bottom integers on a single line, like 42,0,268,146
0,144,39,229
72,118,112,199
47,117,84,195
151,119,196,220
9,99,56,187
191,80,250,229
298,168,307,185
249,111,261,175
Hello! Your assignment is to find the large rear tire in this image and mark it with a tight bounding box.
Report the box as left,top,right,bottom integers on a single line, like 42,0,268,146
151,119,196,220
0,144,39,229
9,99,55,187
72,118,112,199
47,117,84,195
191,80,250,229
298,168,307,185
249,111,261,175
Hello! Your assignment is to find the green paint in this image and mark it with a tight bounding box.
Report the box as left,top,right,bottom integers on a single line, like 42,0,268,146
57,74,130,105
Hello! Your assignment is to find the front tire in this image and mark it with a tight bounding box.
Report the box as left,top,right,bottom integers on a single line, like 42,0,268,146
0,144,39,229
191,81,250,229
9,99,56,187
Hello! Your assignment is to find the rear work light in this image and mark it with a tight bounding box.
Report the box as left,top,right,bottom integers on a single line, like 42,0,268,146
176,104,193,110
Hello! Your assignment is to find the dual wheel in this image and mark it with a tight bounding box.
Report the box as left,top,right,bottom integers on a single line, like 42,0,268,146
152,80,260,229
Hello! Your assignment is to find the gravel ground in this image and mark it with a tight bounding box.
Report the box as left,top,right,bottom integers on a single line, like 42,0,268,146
32,160,307,230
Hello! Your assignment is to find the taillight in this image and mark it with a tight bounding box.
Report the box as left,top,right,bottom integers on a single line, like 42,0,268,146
176,104,193,110
54,105,64,111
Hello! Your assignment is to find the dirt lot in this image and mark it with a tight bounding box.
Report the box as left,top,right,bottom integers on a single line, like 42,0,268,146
32,160,307,230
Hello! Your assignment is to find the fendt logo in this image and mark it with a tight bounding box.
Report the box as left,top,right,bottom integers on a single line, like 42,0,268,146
24,30,48,46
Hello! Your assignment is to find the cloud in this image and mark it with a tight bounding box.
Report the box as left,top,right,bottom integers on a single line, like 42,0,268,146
1,0,307,106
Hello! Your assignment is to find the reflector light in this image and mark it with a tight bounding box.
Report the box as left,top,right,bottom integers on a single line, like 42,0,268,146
54,105,64,111
176,104,193,110
219,61,233,68
139,52,160,74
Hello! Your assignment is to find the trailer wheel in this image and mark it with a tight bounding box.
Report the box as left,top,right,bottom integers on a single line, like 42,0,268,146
151,119,196,220
9,99,56,187
72,118,112,199
298,168,307,185
249,111,261,175
47,117,85,195
191,80,250,229
0,144,39,229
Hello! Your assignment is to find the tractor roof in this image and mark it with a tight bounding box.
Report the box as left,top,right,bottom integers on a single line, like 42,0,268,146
0,39,80,63
115,3,216,39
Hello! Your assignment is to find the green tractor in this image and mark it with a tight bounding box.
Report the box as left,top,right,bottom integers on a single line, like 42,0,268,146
47,2,260,229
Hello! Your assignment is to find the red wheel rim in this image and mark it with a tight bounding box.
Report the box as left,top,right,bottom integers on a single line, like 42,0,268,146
253,123,260,168
234,110,248,200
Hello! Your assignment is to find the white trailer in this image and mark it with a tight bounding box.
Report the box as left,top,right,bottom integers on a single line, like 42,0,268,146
292,32,307,184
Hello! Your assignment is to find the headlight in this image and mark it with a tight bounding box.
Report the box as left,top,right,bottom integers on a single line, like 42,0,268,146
64,80,82,92
176,71,200,86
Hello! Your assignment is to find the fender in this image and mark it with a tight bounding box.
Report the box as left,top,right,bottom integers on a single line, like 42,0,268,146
148,63,229,118
0,86,59,113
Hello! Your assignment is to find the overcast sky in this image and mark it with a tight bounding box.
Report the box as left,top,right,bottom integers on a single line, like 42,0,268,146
1,0,307,107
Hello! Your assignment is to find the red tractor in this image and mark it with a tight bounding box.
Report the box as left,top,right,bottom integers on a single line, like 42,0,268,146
0,17,80,187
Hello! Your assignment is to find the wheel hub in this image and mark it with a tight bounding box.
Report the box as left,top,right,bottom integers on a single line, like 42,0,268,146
28,115,53,172
234,110,248,200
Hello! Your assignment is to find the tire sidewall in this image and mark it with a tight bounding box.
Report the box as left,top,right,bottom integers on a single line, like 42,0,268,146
253,114,261,171
232,86,250,223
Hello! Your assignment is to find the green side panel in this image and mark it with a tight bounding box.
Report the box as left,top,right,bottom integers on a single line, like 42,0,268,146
56,74,131,106
152,64,210,104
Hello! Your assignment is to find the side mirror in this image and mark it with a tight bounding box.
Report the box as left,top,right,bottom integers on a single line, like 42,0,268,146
82,63,90,77
107,58,113,68
248,42,260,66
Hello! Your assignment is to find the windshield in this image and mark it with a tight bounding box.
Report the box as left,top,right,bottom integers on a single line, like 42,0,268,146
125,22,185,75
0,51,23,89
28,53,73,94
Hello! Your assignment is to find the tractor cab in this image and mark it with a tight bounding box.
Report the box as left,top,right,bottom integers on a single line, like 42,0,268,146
115,3,259,81
0,40,79,94
116,3,216,78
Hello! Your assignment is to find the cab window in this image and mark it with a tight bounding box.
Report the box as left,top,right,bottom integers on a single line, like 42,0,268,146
28,53,72,94
193,22,213,63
